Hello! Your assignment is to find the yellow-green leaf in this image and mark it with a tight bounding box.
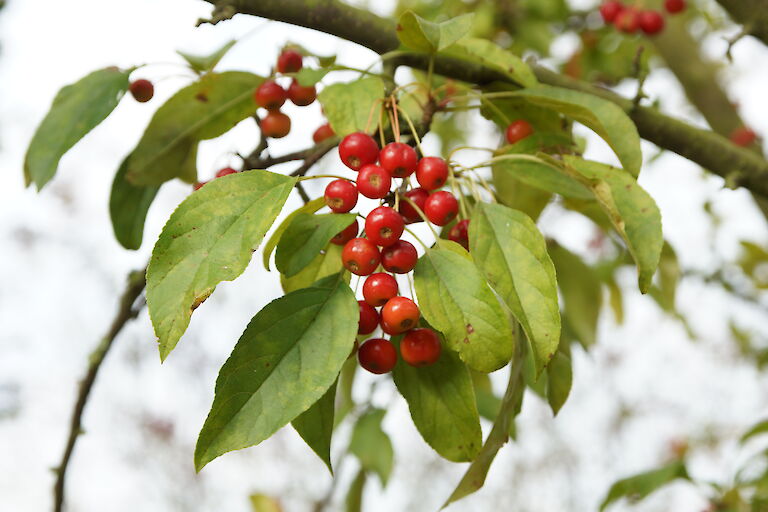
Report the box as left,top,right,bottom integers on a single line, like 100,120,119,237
276,213,357,277
318,77,384,136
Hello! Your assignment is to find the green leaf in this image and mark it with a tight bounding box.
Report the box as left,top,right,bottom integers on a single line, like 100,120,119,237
281,243,348,294
345,469,366,512
263,197,326,270
492,147,592,200
109,154,161,250
492,169,552,222
295,67,331,86
146,171,295,361
127,72,263,185
318,77,384,137
470,203,560,375
292,379,337,473
349,409,393,486
471,371,502,423
513,86,642,177
445,38,538,88
741,419,768,443
249,494,282,512
599,460,689,511
335,356,357,427
546,349,572,415
177,40,236,74
195,274,358,470
414,241,514,373
396,11,474,53
25,67,130,189
649,242,680,311
563,156,663,293
391,333,482,462
276,213,357,277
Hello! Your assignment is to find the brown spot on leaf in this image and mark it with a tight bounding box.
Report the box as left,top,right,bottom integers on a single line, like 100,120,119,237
466,323,475,334
195,92,208,102
396,24,403,31
463,337,470,344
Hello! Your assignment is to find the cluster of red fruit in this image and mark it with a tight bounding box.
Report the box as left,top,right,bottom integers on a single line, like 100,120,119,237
599,0,685,35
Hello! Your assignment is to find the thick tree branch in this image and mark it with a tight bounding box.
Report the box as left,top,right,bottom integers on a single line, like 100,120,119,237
211,0,768,197
715,0,768,47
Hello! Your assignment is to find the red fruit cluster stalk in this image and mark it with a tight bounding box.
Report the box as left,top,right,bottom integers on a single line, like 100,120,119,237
598,0,684,36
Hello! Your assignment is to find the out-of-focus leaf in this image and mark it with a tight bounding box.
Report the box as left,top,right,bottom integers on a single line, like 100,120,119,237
109,154,161,250
349,409,393,486
599,460,689,511
177,40,236,74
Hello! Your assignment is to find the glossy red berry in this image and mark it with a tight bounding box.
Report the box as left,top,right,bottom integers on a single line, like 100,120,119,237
255,80,287,110
313,123,335,144
324,179,358,213
639,10,665,35
416,157,449,191
363,273,399,307
357,164,392,199
358,300,379,335
277,49,303,74
615,8,640,33
260,110,291,138
424,191,459,226
599,1,624,23
331,220,359,246
358,338,397,374
399,188,429,224
379,142,418,178
400,328,442,366
342,238,381,276
129,79,154,103
339,132,379,171
381,297,420,335
193,181,207,191
448,219,470,251
215,167,237,178
664,0,685,14
365,206,404,247
731,126,757,147
288,79,317,106
505,120,534,145
381,240,418,274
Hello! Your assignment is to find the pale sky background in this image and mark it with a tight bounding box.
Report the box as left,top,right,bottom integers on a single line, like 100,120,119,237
2,1,768,511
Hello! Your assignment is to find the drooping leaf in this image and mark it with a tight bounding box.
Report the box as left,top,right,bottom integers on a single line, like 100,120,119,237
513,86,642,176
649,242,681,312
292,380,337,473
195,274,357,470
492,146,592,200
318,77,384,136
392,332,482,462
445,38,538,88
177,40,237,74
263,197,326,270
562,156,663,293
546,349,572,415
127,71,263,185
396,11,474,53
493,169,552,221
599,460,689,511
25,67,130,189
146,171,295,360
414,241,514,373
470,203,560,375
276,213,357,277
281,244,347,294
349,409,394,486
345,469,366,512
109,154,161,250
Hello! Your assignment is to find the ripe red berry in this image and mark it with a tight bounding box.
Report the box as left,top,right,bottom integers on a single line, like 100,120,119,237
731,126,757,147
254,80,287,110
358,300,379,335
664,0,685,14
400,328,442,366
415,157,449,191
381,240,418,274
193,181,207,191
505,120,534,145
339,132,379,171
639,10,665,35
358,338,397,374
215,167,237,178
129,79,154,103
379,142,418,178
599,1,624,23
424,191,459,226
288,79,317,106
357,164,392,199
277,49,303,74
331,219,359,246
260,110,291,138
363,272,399,307
365,206,404,247
448,219,470,251
615,8,640,33
313,123,335,144
324,179,358,213
342,238,381,276
381,296,420,335
399,188,429,224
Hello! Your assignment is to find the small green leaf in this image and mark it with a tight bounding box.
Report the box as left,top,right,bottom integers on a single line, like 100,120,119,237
319,77,384,136
127,72,263,185
414,241,514,373
513,86,642,177
295,67,331,86
249,494,282,512
445,38,538,88
177,40,237,74
281,244,348,294
391,333,482,462
396,11,474,53
276,213,357,277
741,419,768,443
649,242,680,311
470,203,560,375
345,469,366,512
109,154,161,250
292,379,337,473
195,274,357,470
146,171,295,360
600,460,689,511
546,349,572,415
263,197,326,270
25,67,130,189
349,409,394,486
